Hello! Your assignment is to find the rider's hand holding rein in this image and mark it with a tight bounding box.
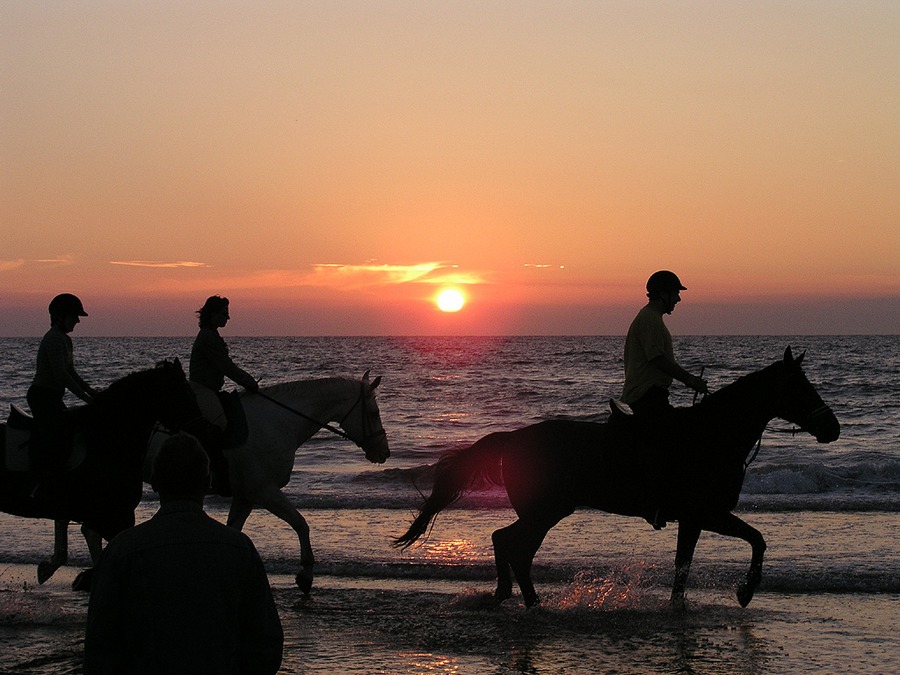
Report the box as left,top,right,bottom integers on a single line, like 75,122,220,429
687,374,709,396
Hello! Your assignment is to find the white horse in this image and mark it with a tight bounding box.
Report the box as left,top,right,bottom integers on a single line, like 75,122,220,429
220,371,389,592
41,372,390,593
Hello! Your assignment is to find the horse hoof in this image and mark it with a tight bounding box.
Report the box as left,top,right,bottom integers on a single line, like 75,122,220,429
494,585,512,603
72,569,94,593
737,584,755,608
671,595,687,612
295,569,313,595
37,561,55,585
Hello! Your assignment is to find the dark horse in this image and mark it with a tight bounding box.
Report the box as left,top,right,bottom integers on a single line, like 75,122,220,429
396,348,840,609
0,360,209,578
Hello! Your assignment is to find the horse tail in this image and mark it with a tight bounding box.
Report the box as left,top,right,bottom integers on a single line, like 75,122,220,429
394,431,507,549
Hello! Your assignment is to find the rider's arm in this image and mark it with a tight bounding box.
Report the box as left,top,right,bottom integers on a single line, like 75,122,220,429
649,355,708,394
44,331,94,403
222,359,259,392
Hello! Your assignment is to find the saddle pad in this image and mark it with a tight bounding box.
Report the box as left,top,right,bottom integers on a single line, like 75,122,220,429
5,425,31,472
5,404,87,473
9,403,33,430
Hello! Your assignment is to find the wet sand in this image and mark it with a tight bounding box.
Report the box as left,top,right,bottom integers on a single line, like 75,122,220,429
1,564,897,674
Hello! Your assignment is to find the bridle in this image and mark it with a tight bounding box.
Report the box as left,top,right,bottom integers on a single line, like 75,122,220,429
745,403,834,471
334,383,387,449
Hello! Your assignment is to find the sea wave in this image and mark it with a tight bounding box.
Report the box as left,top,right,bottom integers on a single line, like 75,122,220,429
293,463,900,512
742,458,900,496
244,558,900,595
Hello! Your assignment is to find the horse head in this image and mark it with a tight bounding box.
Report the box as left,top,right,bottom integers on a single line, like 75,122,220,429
346,370,390,464
772,347,840,443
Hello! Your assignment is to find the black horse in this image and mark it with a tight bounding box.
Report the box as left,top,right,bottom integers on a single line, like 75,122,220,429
396,347,840,609
0,359,209,549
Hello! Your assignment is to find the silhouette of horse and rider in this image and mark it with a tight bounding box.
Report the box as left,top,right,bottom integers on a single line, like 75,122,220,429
397,273,841,609
1,293,390,595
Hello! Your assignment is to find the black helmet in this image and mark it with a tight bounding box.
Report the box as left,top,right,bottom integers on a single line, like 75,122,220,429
49,293,88,318
646,271,686,296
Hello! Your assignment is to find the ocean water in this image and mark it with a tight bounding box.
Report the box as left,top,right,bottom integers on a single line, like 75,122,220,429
1,335,898,673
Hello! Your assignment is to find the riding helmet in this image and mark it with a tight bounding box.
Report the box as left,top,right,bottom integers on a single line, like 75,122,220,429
646,271,686,296
49,293,88,318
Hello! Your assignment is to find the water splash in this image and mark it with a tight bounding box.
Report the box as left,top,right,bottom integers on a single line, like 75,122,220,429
552,562,662,611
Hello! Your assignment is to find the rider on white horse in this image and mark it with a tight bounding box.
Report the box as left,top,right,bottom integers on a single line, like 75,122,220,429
189,295,259,494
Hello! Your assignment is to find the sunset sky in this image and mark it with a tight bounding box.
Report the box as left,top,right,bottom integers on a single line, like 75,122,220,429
2,1,898,336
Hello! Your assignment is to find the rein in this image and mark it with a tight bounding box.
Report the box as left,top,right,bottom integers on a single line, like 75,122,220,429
254,383,383,447
696,365,832,472
765,404,833,437
747,404,834,471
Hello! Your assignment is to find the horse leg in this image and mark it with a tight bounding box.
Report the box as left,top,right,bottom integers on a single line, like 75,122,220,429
226,495,254,531
82,525,103,565
239,488,315,594
37,520,69,584
491,523,516,603
702,512,767,608
69,525,105,593
492,517,554,608
671,520,702,611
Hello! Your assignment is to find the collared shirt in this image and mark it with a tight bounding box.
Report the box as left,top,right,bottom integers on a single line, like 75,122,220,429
622,304,675,405
84,501,283,675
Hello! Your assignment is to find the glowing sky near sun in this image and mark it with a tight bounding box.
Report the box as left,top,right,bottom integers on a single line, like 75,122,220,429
2,1,898,336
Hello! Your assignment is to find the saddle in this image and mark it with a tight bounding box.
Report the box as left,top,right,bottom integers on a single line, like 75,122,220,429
608,399,633,426
5,404,87,473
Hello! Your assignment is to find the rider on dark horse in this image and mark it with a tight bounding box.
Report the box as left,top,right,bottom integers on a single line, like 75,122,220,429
189,295,259,495
622,271,709,416
619,271,710,527
27,293,98,474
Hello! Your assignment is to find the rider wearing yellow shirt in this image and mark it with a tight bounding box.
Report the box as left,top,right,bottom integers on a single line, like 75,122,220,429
622,271,708,417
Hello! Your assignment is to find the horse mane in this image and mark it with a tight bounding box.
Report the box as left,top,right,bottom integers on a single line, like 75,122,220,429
697,358,795,411
95,360,181,406
260,376,357,398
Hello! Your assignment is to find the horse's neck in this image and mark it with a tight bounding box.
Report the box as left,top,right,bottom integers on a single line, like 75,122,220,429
264,377,357,423
256,378,358,450
692,369,780,448
95,384,156,429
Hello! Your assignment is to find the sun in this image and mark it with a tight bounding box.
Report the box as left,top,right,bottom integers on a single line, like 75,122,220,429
436,288,465,312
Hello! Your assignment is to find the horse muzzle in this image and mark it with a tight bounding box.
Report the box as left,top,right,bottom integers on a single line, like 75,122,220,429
363,430,390,464
807,406,840,443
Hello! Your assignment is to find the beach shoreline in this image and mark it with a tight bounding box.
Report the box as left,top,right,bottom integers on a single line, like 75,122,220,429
2,564,898,674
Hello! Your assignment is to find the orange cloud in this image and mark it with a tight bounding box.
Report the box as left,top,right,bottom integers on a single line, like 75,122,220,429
0,257,73,272
101,261,490,299
110,260,209,268
308,262,486,288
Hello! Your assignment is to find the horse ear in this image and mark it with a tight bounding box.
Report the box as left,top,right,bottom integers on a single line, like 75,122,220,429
370,375,382,391
362,369,371,382
174,357,183,371
783,347,805,367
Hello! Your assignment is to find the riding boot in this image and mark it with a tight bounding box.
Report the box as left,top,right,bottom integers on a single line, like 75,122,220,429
210,456,232,497
204,438,232,497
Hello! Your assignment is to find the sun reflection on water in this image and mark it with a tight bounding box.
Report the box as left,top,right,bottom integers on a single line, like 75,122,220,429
420,538,481,564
